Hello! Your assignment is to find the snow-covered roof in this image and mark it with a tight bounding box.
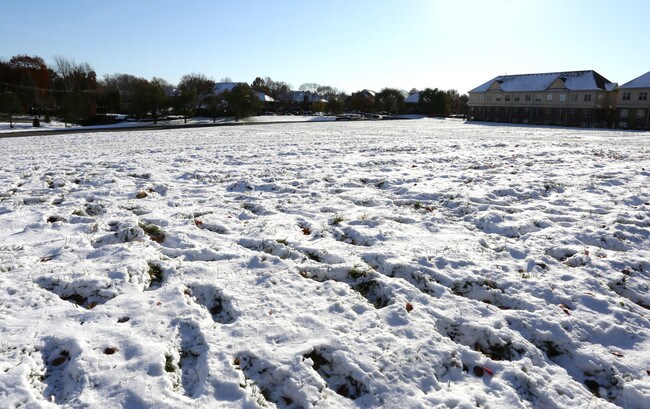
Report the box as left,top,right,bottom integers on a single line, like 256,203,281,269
469,71,616,93
404,93,419,104
212,82,274,102
257,92,275,102
291,91,325,103
212,82,246,95
618,70,650,89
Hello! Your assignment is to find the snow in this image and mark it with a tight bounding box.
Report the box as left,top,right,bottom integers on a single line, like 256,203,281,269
404,93,419,104
212,82,274,102
619,71,650,89
0,119,649,408
469,71,615,93
0,116,336,134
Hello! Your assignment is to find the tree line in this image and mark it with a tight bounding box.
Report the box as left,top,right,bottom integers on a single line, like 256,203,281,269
0,54,468,127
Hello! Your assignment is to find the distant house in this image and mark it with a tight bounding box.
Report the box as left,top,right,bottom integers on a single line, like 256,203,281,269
212,82,244,95
288,91,327,112
290,91,327,104
614,71,650,129
212,82,275,103
467,71,617,128
404,93,419,104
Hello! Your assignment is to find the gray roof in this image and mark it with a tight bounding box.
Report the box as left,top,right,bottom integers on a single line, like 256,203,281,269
618,71,650,89
469,71,616,93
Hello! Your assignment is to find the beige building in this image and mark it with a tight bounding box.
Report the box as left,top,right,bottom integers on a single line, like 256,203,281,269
467,71,617,128
615,71,650,129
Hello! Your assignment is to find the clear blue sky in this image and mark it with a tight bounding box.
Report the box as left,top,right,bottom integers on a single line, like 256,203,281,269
2,0,649,94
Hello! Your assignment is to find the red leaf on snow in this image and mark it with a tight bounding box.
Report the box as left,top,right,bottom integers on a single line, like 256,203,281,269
405,303,414,312
483,367,494,376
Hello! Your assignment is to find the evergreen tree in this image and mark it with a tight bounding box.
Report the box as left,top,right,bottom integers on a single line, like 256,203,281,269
0,91,23,128
375,88,405,114
224,84,262,121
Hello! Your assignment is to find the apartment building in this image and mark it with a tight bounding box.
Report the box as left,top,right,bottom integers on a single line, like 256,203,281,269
615,71,650,130
467,71,617,128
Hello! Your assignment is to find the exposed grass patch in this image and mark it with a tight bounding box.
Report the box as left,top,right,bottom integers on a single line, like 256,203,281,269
139,222,165,243
164,354,176,373
348,266,371,280
304,348,368,400
147,261,164,285
353,279,391,309
330,214,345,225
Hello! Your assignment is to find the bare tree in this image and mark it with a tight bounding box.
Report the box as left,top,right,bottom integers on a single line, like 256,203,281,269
52,56,97,124
299,83,320,93
53,56,94,92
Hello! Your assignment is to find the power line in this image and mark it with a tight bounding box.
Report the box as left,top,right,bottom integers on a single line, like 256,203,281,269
0,81,100,93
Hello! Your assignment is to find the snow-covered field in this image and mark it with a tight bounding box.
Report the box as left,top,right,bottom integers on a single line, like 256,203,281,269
0,115,336,134
0,119,649,408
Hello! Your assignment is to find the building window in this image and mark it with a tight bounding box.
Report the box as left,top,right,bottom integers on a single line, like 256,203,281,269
524,108,530,116
479,95,484,102
496,107,500,114
525,95,531,102
547,94,553,101
598,94,603,101
559,94,566,102
620,109,628,118
513,108,518,115
487,95,492,102
569,109,576,117
514,95,520,102
505,95,511,102
636,109,646,118
486,107,491,113
622,92,631,101
535,94,542,102
558,109,563,117
571,94,578,102
535,108,540,115
546,109,551,116
505,108,509,115
583,110,589,118
584,94,592,102
619,121,627,128
495,94,501,102
640,92,648,101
